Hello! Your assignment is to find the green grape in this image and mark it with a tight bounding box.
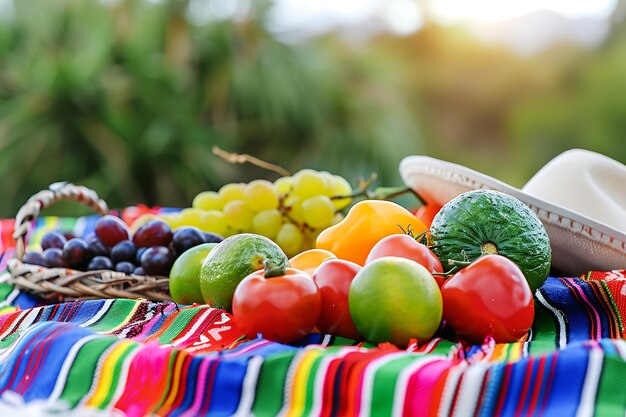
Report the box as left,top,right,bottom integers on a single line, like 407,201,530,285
330,175,352,210
179,207,205,227
193,191,224,211
198,210,227,236
131,213,159,234
319,171,336,196
223,226,238,238
252,209,283,239
292,169,329,200
276,223,304,257
283,196,305,224
303,228,323,250
273,176,293,196
219,183,246,205
223,200,254,231
161,213,183,230
302,196,335,228
331,212,345,226
245,180,279,211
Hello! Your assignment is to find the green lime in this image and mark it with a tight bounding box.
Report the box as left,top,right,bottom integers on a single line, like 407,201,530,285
349,257,442,347
199,233,289,311
169,243,218,304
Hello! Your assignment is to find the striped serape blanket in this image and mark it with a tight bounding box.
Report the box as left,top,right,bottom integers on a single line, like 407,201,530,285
0,214,626,416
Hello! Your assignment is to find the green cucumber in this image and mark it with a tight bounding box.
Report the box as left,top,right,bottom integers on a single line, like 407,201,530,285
430,190,551,292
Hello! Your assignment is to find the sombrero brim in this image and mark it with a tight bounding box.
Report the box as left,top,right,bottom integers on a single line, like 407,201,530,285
400,155,626,277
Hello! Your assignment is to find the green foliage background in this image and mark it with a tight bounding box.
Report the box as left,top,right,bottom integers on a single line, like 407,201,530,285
1,0,626,216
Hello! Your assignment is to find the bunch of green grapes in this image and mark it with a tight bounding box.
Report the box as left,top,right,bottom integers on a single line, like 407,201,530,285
160,170,353,257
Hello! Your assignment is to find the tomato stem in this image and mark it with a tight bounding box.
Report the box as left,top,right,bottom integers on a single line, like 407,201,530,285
432,263,465,277
413,229,429,245
264,260,286,278
448,259,473,268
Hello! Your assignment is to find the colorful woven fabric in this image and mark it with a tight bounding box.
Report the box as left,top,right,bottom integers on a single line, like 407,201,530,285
0,215,626,415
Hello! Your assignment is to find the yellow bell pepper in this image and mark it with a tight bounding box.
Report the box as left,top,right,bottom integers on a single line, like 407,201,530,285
315,200,426,265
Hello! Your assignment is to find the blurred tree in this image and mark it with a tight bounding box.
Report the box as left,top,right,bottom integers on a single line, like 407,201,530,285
370,18,626,187
3,0,625,219
509,12,626,177
371,25,563,185
609,0,626,35
0,0,421,217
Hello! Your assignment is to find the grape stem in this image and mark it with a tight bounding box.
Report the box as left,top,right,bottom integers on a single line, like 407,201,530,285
330,174,425,205
374,186,421,202
330,173,378,200
212,146,291,177
212,148,426,206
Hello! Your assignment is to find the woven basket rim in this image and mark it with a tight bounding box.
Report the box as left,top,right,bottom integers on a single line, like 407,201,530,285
7,183,172,302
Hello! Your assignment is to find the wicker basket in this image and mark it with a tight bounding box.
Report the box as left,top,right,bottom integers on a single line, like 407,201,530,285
6,182,171,302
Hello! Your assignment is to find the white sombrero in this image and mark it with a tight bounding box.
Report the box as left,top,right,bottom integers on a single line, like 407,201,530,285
400,149,626,277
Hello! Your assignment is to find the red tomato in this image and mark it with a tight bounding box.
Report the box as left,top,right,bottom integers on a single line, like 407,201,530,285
365,234,445,287
413,203,442,228
441,254,534,344
232,268,321,343
312,259,362,340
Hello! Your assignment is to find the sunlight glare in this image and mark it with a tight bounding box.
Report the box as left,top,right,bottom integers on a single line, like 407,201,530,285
0,0,13,20
384,0,423,36
269,0,378,34
431,0,617,23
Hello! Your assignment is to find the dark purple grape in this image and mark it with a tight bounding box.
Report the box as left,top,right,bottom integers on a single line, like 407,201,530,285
43,248,65,268
167,242,177,259
172,227,205,255
87,236,110,257
133,220,173,248
23,252,45,267
95,215,129,247
63,232,76,241
41,231,67,251
87,256,114,271
203,232,224,244
110,240,136,264
115,261,135,274
140,246,174,275
135,247,148,265
62,238,92,269
133,267,145,276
